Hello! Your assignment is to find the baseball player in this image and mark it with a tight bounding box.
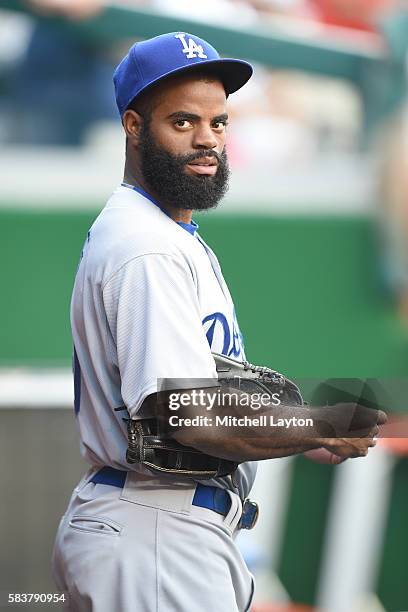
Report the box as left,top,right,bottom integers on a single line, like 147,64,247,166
52,32,385,612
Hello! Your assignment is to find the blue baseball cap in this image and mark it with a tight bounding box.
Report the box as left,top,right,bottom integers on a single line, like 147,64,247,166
113,32,253,117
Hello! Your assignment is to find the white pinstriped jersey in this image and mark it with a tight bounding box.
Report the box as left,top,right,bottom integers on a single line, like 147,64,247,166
71,185,256,498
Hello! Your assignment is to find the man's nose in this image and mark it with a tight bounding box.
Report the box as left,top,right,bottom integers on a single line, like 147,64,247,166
192,124,218,150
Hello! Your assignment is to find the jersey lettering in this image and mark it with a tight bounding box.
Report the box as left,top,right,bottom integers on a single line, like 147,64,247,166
175,33,207,59
229,321,242,358
202,312,244,359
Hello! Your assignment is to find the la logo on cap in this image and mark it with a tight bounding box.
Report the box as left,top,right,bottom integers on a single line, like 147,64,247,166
175,33,208,59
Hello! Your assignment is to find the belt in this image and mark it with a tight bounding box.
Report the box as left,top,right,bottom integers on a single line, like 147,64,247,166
89,467,232,517
90,467,259,529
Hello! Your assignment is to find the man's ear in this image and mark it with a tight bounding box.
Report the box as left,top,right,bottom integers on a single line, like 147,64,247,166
122,109,144,145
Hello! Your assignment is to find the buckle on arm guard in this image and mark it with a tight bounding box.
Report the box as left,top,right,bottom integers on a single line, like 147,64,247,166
238,499,259,529
126,418,238,479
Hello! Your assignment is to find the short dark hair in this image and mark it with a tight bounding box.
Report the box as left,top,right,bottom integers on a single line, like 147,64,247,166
126,92,153,123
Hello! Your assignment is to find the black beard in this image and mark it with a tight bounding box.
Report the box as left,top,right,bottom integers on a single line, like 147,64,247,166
139,123,230,211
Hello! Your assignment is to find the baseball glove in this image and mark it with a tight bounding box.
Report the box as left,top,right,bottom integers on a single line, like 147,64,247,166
213,352,304,406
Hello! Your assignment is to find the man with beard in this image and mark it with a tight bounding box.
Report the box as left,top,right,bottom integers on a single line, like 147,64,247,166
52,32,383,612
52,33,257,612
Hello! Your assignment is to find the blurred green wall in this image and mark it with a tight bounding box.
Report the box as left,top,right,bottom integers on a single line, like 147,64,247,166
1,208,407,377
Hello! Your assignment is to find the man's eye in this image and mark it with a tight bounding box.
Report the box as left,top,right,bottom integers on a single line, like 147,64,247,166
175,120,192,129
213,121,228,131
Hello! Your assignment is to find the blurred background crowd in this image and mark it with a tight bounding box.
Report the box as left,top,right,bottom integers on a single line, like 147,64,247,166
1,2,408,611
0,0,399,148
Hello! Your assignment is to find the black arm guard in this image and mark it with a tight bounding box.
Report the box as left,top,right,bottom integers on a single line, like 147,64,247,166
125,353,303,478
126,417,238,478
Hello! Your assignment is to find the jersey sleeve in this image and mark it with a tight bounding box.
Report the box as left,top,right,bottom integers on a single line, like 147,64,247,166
102,253,218,417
